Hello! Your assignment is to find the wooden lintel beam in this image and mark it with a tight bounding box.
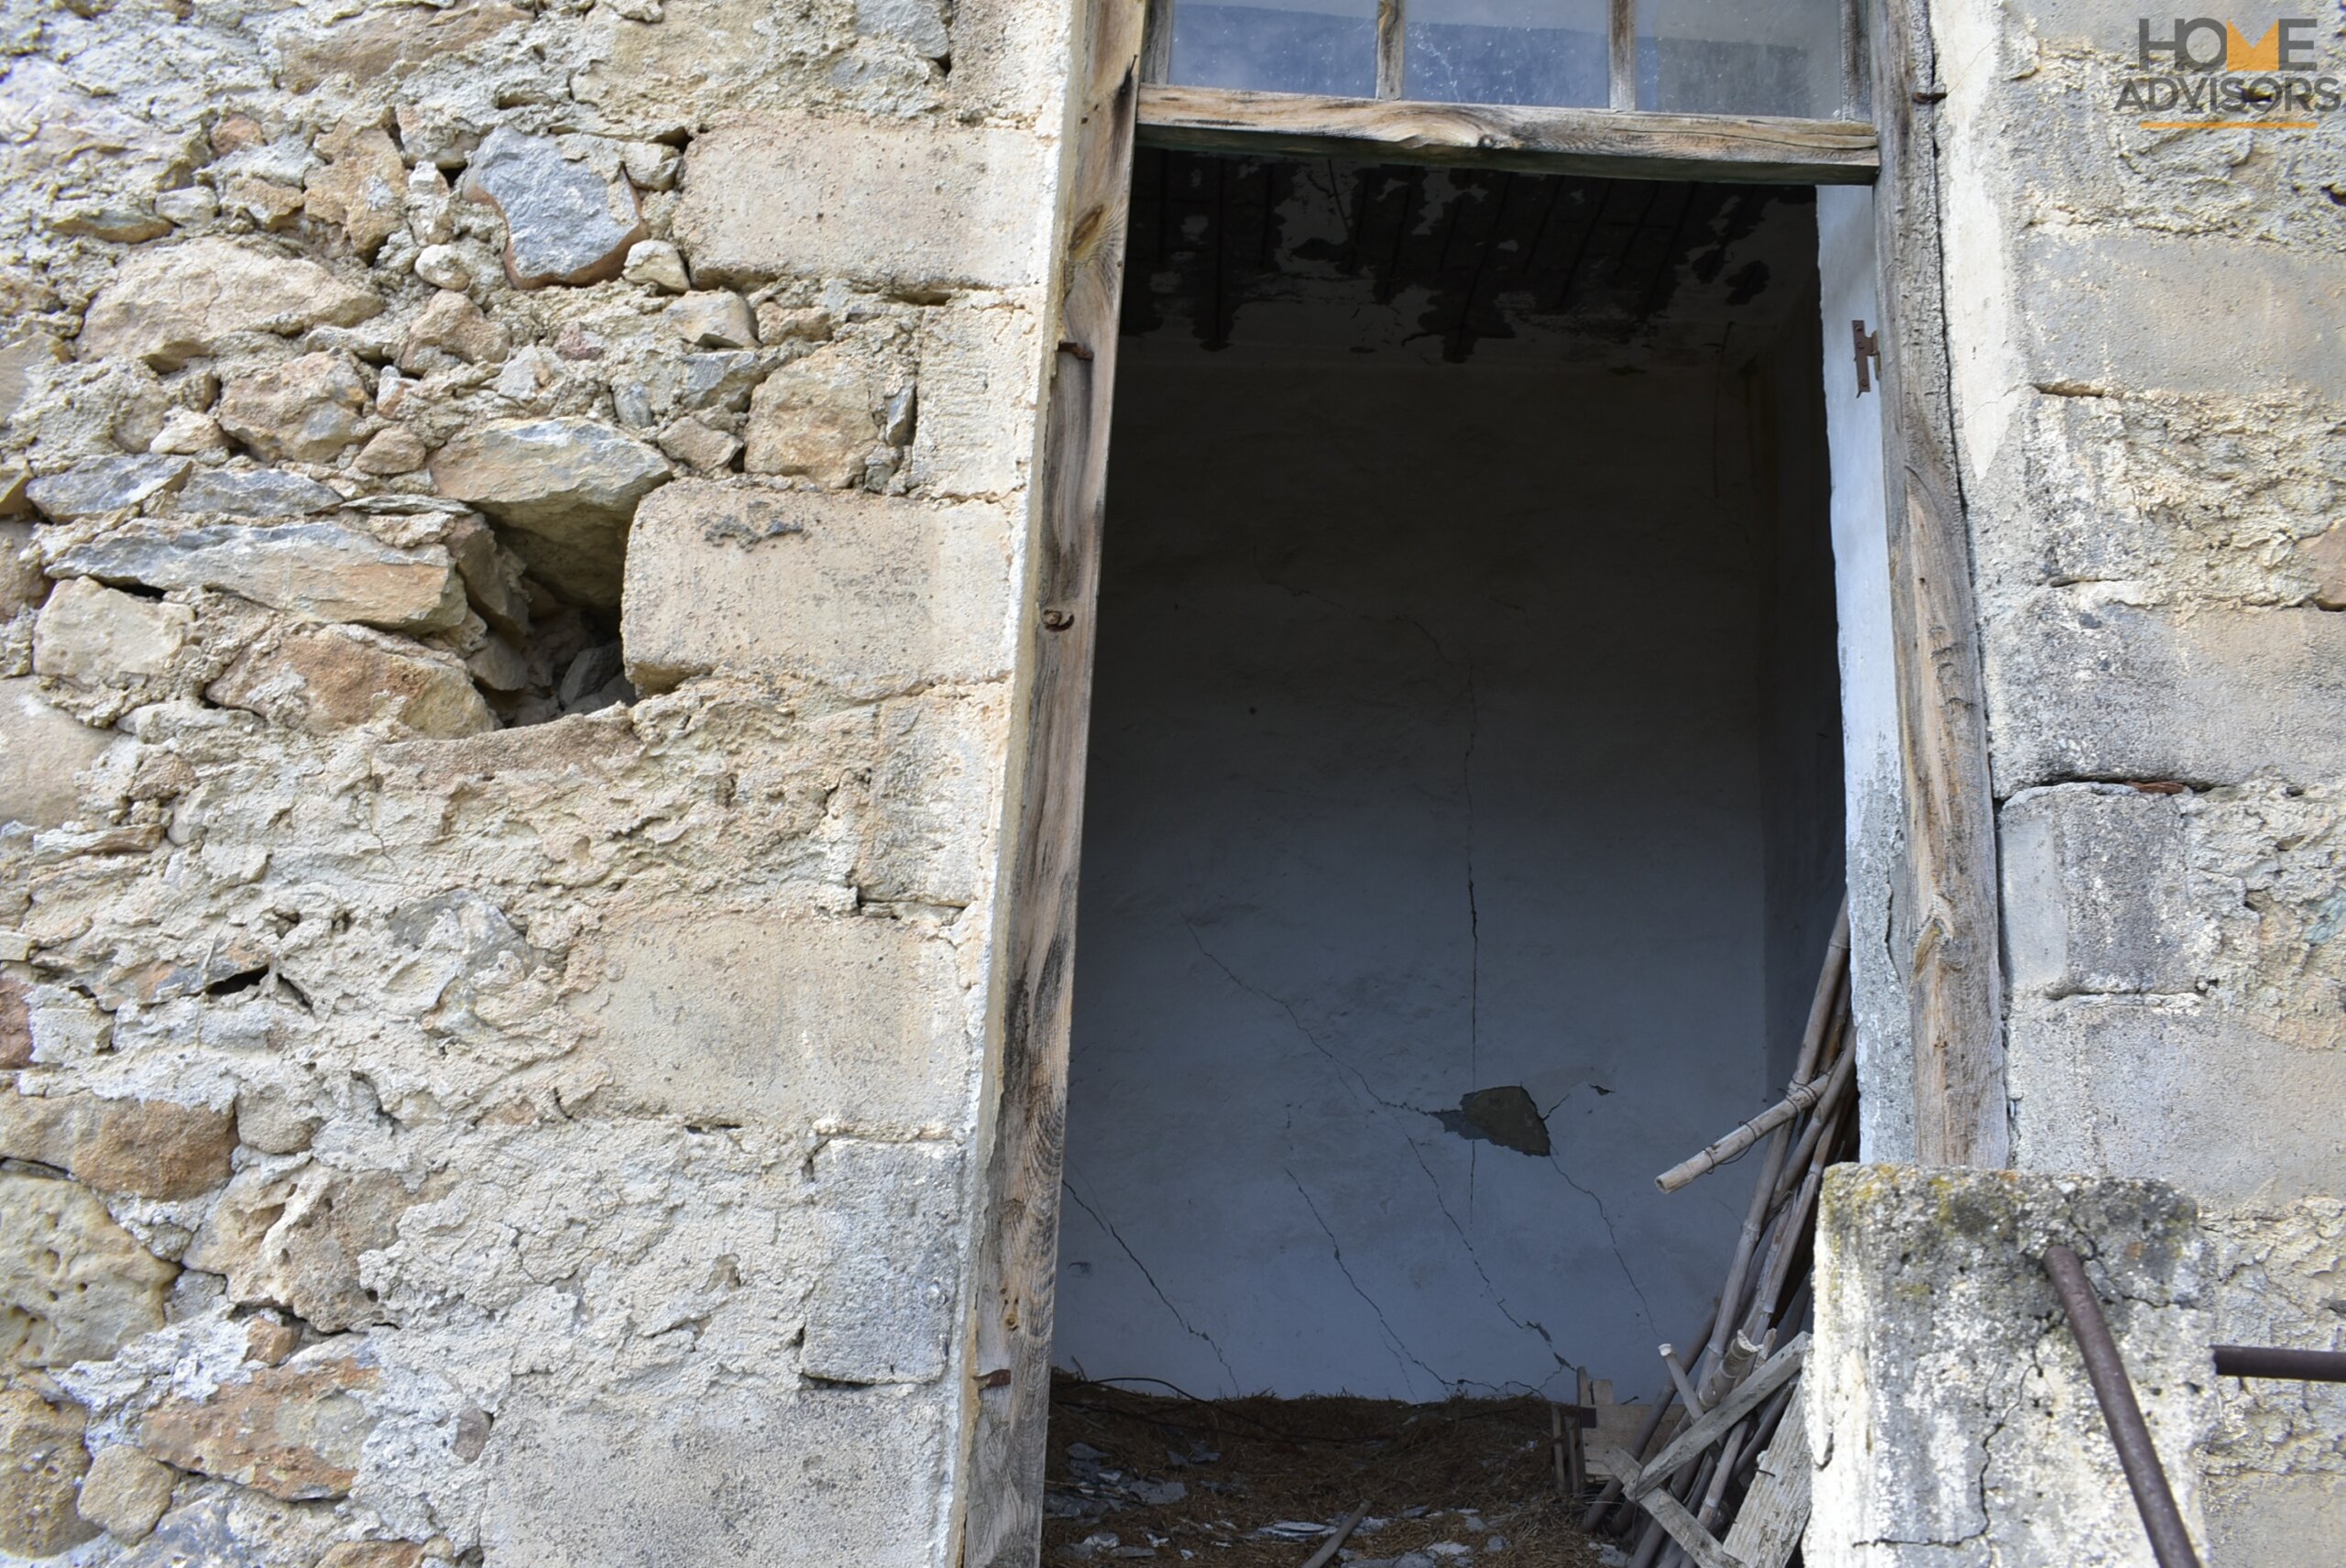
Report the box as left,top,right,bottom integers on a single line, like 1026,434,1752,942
1136,83,1880,185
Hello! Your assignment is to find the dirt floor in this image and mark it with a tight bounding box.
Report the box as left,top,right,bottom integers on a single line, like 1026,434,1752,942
1042,1376,1616,1567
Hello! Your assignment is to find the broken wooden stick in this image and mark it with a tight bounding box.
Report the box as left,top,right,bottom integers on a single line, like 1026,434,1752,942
1296,1503,1368,1568
1595,1446,1741,1568
1655,1069,1841,1193
1629,1334,1809,1500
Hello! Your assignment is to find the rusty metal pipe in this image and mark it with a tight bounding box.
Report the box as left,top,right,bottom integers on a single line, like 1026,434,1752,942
2043,1245,2203,1568
2211,1344,2346,1383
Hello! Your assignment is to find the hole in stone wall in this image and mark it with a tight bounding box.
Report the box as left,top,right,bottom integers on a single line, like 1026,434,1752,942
1045,149,1847,1562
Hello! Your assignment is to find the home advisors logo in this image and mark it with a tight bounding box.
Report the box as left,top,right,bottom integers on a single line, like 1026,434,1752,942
2117,16,2341,129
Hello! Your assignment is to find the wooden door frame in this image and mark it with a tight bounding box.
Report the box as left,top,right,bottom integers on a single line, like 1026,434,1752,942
959,0,2004,1557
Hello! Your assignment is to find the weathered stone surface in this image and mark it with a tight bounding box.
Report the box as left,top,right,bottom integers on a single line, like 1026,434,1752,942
803,1139,961,1383
187,1164,412,1332
304,116,408,258
57,521,465,631
208,624,495,738
2010,999,2346,1206
677,350,769,412
2301,523,2346,612
353,427,431,476
444,514,531,639
0,1173,174,1369
0,1385,96,1556
148,409,231,457
0,334,67,425
656,415,740,472
397,289,510,370
77,1444,177,1543
460,127,647,290
482,1385,953,1567
222,176,307,232
743,349,880,487
51,203,172,244
620,239,688,293
0,521,38,614
0,1087,236,1200
137,1349,376,1501
2001,784,2198,999
317,1543,425,1568
1810,1165,2214,1568
1987,594,2346,793
112,1489,340,1568
856,0,949,57
622,482,1014,693
675,115,1052,291
33,578,194,688
667,291,757,349
580,909,971,1131
0,679,113,828
905,303,1037,499
26,455,192,521
432,419,671,606
79,240,382,371
279,0,532,92
411,244,472,292
172,468,345,517
0,980,29,1071
215,354,371,465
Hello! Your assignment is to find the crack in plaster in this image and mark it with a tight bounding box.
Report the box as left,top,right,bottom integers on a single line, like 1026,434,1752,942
1286,1167,1453,1398
1061,1172,1242,1395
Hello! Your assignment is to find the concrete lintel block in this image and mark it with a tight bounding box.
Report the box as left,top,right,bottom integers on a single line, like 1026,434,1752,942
2001,784,2197,999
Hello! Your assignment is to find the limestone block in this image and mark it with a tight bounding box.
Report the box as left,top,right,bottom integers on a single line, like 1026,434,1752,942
674,114,1051,291
677,350,770,412
0,1172,174,1369
215,354,371,465
1810,1165,2214,1568
0,523,38,615
621,481,1014,693
0,1385,96,1556
621,239,689,293
186,1163,411,1332
353,428,430,476
172,468,345,517
444,515,532,640
26,455,192,521
278,0,532,92
2009,998,2346,1205
578,908,972,1132
430,418,671,606
2016,227,2346,400
460,127,647,290
743,348,882,487
317,1544,425,1568
0,679,113,828
2302,523,2346,611
2001,784,2198,998
59,522,465,632
0,334,67,426
412,244,471,292
1986,593,2346,793
655,415,740,472
208,624,496,738
304,116,408,258
854,692,1000,907
481,1384,952,1567
666,291,757,349
137,1347,376,1501
905,302,1039,499
77,1444,176,1543
396,290,511,371
79,240,382,371
803,1139,961,1384
0,1086,236,1200
857,0,950,57
0,979,27,1070
33,578,193,688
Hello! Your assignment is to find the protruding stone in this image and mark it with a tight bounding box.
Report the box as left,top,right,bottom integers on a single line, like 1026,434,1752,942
33,578,193,688
354,427,430,475
136,1348,377,1502
411,244,472,292
656,416,740,472
0,1385,96,1556
431,418,670,606
0,979,28,1071
215,354,370,465
56,521,464,631
279,0,532,93
76,1444,177,1543
149,409,231,457
756,304,835,345
222,178,306,231
0,1172,175,1369
444,514,532,639
304,115,409,258
318,1544,426,1568
397,289,510,370
620,239,689,293
174,467,345,517
79,240,383,371
188,1165,412,1332
855,0,949,58
2303,523,2346,611
208,624,496,737
153,187,217,226
0,679,113,828
677,350,768,412
0,1086,236,1199
0,334,67,425
459,127,647,290
666,291,757,348
744,349,880,488
25,455,192,521
51,203,172,243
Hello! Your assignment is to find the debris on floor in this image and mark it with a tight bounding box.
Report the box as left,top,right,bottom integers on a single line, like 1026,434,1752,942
1044,1376,1610,1567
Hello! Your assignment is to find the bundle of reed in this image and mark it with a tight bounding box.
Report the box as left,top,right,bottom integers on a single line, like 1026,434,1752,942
1580,900,1858,1568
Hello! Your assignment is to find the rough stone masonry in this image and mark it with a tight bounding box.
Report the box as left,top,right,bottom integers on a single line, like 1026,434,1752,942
0,0,1070,1558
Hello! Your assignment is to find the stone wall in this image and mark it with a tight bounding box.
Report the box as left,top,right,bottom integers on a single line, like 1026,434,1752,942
0,0,1071,1560
1886,1,2346,1558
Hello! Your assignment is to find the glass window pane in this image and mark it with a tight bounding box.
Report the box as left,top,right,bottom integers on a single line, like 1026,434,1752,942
1639,0,1841,117
1405,0,1608,107
1169,0,1379,99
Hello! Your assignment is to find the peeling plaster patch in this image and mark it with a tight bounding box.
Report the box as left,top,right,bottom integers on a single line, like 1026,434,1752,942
1434,1087,1551,1157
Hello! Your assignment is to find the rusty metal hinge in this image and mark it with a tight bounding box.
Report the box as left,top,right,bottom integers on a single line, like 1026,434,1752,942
1852,320,1881,396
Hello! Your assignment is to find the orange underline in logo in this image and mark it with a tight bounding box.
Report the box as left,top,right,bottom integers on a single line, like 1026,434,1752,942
2139,118,2319,129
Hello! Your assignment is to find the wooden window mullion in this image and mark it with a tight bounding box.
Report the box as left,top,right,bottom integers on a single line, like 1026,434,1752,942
1608,0,1637,110
1376,0,1406,99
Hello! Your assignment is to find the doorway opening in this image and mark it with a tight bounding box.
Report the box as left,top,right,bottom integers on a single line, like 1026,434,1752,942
1042,148,1848,1561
